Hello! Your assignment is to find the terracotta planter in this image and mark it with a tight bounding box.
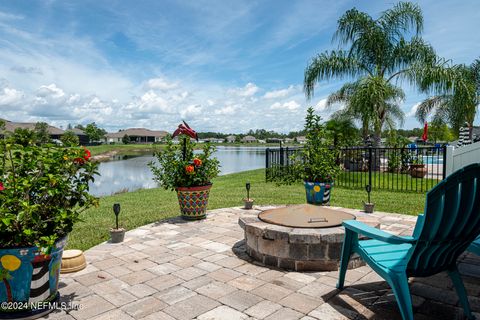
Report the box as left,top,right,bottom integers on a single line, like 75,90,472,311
304,181,333,206
0,237,66,319
410,164,427,178
176,184,212,220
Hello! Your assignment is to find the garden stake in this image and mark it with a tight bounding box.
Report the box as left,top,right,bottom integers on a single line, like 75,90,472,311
113,203,120,230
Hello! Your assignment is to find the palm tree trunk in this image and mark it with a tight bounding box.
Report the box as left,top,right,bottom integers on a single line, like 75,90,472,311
467,122,473,141
3,278,12,302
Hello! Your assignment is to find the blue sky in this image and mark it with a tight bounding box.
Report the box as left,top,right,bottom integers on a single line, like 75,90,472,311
0,0,479,133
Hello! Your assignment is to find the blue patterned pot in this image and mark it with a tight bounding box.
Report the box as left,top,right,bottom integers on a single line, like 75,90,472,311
0,237,66,319
304,181,333,206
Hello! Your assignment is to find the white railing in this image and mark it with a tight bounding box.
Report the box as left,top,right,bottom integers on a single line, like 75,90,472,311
445,141,480,176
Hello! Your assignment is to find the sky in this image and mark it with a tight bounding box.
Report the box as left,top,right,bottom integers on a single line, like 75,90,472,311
0,0,479,134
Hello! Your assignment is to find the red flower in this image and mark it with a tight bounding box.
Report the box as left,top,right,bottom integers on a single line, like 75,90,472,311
0,182,4,191
83,148,91,161
73,157,85,165
193,158,202,166
185,165,195,174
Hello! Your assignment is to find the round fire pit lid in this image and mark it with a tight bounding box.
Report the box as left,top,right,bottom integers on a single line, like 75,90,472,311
258,204,355,228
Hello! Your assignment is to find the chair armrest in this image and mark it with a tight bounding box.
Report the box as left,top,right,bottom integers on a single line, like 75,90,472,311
343,220,416,245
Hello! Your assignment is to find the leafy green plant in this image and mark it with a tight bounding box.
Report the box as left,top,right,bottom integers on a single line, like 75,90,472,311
122,134,130,145
34,122,52,145
272,107,341,184
60,130,80,147
149,137,219,190
0,134,98,249
411,155,425,165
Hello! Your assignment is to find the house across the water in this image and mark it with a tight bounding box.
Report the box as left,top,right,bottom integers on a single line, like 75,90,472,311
105,128,168,144
241,135,257,143
0,118,64,140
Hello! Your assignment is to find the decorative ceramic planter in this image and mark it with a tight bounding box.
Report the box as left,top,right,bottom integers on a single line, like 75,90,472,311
110,228,126,243
410,164,427,178
0,237,66,319
243,198,254,210
304,181,333,206
176,184,212,220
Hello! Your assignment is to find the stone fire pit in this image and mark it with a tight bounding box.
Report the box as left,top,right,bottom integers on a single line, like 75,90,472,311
238,205,380,271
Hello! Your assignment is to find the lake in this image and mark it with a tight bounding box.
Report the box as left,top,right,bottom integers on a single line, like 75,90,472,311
89,146,266,196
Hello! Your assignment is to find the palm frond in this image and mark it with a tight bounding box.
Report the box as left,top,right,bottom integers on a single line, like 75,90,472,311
325,82,358,106
334,8,376,46
415,96,448,123
379,2,423,37
304,51,369,98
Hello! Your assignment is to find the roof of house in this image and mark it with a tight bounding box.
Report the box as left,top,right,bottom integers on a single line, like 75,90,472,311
226,135,236,139
70,128,87,135
296,136,306,140
242,135,257,140
1,119,64,135
106,128,168,138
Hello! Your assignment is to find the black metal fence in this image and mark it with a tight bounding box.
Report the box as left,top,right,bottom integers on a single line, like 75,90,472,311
266,146,446,193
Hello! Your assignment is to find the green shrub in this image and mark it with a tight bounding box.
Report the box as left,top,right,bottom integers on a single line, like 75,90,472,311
0,137,98,249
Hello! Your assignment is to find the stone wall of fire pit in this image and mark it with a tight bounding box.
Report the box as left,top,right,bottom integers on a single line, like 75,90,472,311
238,208,380,271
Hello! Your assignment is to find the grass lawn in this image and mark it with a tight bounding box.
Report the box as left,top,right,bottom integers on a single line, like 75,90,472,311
88,143,301,157
88,144,159,156
337,171,441,193
68,169,426,251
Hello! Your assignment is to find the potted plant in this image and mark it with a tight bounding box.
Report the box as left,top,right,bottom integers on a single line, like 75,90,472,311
110,203,125,243
149,122,219,220
274,107,341,205
0,131,98,318
410,155,427,178
243,182,254,209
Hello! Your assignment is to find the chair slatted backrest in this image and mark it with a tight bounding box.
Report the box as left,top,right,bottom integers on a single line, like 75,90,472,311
407,163,480,277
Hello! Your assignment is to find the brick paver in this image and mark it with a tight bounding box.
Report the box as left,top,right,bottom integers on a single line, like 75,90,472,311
47,206,480,320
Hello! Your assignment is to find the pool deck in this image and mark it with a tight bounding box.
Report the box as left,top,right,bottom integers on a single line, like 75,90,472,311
45,206,480,320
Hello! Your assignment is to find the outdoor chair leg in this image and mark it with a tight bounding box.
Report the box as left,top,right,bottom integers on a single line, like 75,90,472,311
337,228,354,290
448,267,475,319
389,273,414,320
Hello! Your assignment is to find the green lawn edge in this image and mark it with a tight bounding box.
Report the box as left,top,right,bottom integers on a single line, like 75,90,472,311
68,168,425,251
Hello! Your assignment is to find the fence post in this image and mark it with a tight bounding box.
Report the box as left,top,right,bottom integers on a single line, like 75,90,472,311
368,146,373,191
444,145,454,177
279,145,284,167
265,148,270,181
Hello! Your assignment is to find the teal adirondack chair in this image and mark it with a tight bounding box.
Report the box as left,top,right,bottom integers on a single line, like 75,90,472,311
337,163,480,320
468,236,480,255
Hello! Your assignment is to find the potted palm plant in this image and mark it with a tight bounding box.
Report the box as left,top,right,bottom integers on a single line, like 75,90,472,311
0,129,98,318
149,122,219,220
275,107,341,205
410,155,427,178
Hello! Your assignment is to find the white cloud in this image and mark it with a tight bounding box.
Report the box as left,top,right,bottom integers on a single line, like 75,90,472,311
36,84,65,99
214,105,236,115
180,104,203,119
0,87,24,106
263,85,297,99
145,78,178,91
229,82,259,97
406,102,420,117
270,100,300,111
314,98,328,112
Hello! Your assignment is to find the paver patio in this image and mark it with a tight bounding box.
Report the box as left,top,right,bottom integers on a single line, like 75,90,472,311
46,206,480,320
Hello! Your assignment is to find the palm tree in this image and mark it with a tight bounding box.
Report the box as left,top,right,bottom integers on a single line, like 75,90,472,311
416,58,480,139
304,2,448,145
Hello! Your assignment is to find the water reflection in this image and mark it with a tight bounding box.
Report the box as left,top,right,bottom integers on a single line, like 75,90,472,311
89,146,266,196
